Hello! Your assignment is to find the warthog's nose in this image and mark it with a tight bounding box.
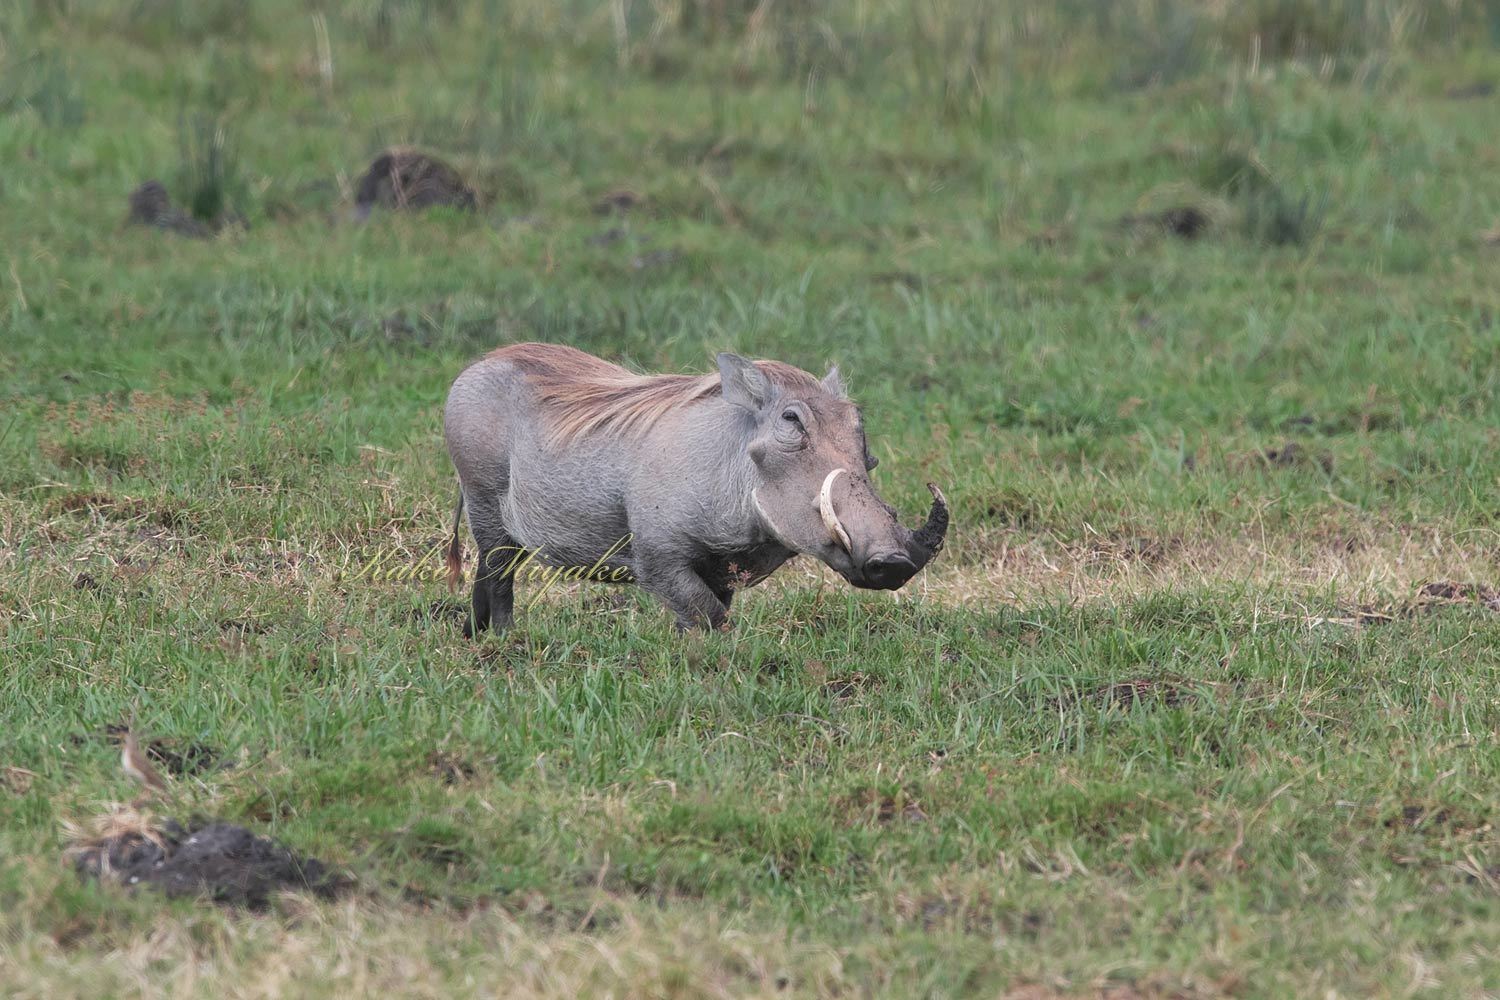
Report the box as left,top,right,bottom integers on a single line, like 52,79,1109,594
862,553,918,590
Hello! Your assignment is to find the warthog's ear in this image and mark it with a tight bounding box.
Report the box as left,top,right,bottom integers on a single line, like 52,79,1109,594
821,365,846,399
717,353,771,413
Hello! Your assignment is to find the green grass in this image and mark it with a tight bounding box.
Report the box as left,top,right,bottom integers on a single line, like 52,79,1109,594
2,0,1500,995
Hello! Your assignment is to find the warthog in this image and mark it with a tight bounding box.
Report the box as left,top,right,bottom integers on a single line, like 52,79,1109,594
443,343,948,634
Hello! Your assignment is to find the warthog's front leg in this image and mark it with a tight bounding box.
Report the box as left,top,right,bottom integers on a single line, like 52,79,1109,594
635,554,729,631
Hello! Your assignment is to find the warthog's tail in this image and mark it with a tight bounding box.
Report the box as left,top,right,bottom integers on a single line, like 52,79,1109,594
445,488,465,592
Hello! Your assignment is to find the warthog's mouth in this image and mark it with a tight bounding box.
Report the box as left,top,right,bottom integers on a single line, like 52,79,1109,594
753,480,949,592
841,552,921,591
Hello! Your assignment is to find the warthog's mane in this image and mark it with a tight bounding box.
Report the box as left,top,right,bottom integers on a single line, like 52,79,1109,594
491,342,821,445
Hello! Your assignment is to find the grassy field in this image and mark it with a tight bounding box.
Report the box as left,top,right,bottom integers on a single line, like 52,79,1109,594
3,0,1500,995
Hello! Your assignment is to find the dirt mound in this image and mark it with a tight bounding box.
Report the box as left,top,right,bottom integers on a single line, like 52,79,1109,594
354,149,477,219
72,817,349,909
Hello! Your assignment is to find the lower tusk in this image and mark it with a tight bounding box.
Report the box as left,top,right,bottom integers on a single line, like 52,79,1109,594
819,468,853,553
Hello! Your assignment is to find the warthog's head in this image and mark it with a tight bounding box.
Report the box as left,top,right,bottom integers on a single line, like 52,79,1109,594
718,353,948,590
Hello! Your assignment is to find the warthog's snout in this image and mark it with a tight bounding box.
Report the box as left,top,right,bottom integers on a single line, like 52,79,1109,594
822,480,948,590
858,552,919,591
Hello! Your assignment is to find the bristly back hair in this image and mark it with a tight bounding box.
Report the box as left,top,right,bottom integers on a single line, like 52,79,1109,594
490,342,823,445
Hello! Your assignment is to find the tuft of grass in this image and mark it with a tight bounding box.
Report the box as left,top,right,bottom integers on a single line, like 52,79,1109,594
1242,179,1328,246
173,114,249,227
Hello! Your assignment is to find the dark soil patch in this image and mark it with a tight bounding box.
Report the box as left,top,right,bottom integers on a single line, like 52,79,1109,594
593,189,643,215
1259,441,1333,474
1119,535,1177,564
839,786,929,825
754,654,790,678
1347,604,1398,625
822,671,873,700
49,914,101,950
1158,206,1210,238
1121,205,1210,239
354,149,477,218
102,724,225,778
1416,581,1500,612
126,180,214,238
72,818,348,909
1345,582,1500,626
427,750,478,785
1385,804,1453,831
72,573,103,592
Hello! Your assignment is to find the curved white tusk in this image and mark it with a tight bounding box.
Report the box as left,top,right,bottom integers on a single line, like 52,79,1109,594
819,468,853,553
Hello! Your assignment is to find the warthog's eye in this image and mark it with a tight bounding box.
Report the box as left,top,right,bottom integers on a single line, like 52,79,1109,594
776,407,809,449
865,453,879,471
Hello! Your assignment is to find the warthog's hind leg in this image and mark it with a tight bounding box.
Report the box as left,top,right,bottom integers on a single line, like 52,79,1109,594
466,527,519,636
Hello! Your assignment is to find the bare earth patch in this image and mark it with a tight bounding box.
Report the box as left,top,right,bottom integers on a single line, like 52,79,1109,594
67,811,348,910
